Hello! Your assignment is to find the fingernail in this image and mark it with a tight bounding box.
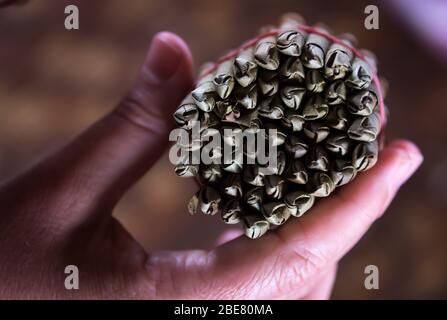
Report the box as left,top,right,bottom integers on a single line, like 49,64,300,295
388,140,423,184
144,32,183,80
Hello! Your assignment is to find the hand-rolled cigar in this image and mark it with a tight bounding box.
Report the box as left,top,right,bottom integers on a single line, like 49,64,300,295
221,106,242,124
325,133,351,156
221,126,243,166
246,115,263,129
222,149,244,173
187,192,200,215
188,186,221,215
213,101,233,119
337,32,358,47
200,127,220,144
302,28,330,69
222,125,242,147
281,109,305,132
326,104,351,130
258,96,285,120
280,86,306,110
201,110,221,130
213,60,236,99
309,172,335,197
284,159,308,184
174,95,200,129
175,13,387,239
235,83,258,109
259,150,287,176
326,80,348,105
262,202,291,225
306,145,330,171
254,35,280,70
324,38,354,80
243,164,265,186
174,151,200,177
276,18,305,56
285,135,309,159
174,163,199,177
275,150,288,175
192,73,217,112
352,140,379,171
200,186,221,215
264,122,287,146
221,173,243,197
201,128,222,159
242,127,260,162
347,112,381,142
330,159,357,186
174,127,201,151
231,109,260,128
305,69,326,93
347,84,378,116
221,199,242,224
233,47,258,87
244,186,264,211
242,212,270,239
264,175,288,199
345,57,373,90
303,122,330,143
360,49,378,73
284,189,315,217
258,70,279,96
200,164,222,183
301,95,329,120
279,57,305,82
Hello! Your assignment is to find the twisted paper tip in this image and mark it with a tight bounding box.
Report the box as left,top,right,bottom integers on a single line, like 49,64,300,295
199,25,386,134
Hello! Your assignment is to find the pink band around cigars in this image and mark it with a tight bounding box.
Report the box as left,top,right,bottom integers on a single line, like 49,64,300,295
199,25,387,132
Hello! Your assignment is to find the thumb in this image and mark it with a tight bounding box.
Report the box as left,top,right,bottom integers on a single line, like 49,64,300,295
4,32,194,227
118,31,194,132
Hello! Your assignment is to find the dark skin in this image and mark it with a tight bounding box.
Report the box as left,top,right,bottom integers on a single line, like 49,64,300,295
0,32,422,299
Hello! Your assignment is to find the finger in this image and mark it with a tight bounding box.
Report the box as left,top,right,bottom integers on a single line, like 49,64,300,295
302,265,337,300
148,140,422,299
215,229,244,246
1,32,194,226
277,140,423,265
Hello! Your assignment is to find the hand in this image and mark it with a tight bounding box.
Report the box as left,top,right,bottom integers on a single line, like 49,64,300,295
0,32,422,299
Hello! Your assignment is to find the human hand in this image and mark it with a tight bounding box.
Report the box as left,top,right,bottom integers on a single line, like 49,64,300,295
0,32,423,299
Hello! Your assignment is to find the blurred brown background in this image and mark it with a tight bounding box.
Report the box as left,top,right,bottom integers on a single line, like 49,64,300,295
0,0,446,299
